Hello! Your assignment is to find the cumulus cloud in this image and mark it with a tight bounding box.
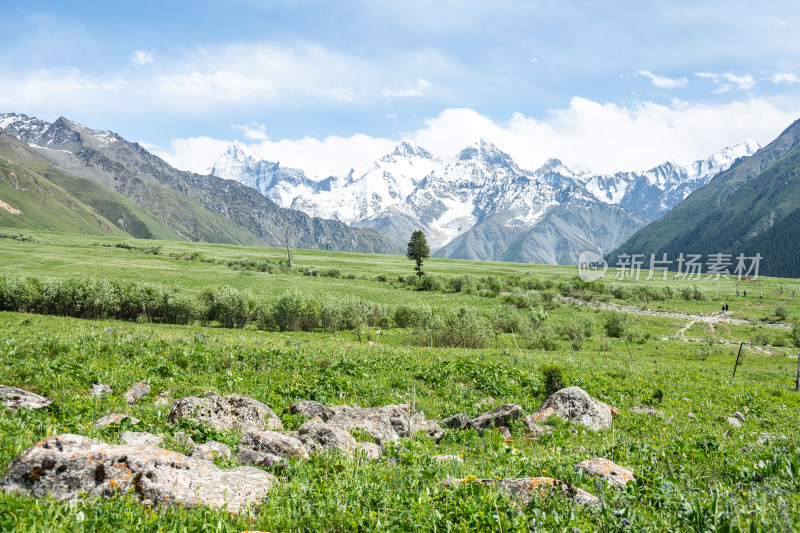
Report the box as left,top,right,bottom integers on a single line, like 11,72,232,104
131,50,154,65
770,72,799,84
695,71,755,93
234,121,269,141
636,70,688,89
155,98,800,177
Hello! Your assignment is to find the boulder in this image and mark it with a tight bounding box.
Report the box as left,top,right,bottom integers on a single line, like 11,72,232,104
443,476,598,506
467,404,522,433
297,417,358,457
290,400,334,421
411,411,445,443
521,415,549,440
441,414,469,430
121,432,163,447
733,411,746,422
236,448,283,467
90,384,112,397
574,458,635,488
238,429,309,461
357,442,382,460
533,387,613,430
94,414,140,428
168,392,282,433
0,434,276,515
326,406,410,444
125,381,150,405
727,417,742,428
0,385,51,411
192,440,231,462
174,431,195,450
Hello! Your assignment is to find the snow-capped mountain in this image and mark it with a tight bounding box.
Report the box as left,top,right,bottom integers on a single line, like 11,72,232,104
211,137,759,263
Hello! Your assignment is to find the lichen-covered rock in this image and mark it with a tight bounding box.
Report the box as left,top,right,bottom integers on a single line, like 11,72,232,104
174,431,195,450
727,416,742,428
236,448,282,467
521,415,549,440
298,417,358,457
90,384,112,397
168,392,282,433
192,440,231,462
94,413,140,428
238,429,308,461
327,406,409,444
411,411,445,443
0,385,51,411
0,434,276,515
121,431,163,447
290,400,335,421
574,458,635,488
357,442,382,460
533,387,613,430
733,411,746,422
442,476,598,506
441,414,469,430
125,381,151,405
467,404,522,433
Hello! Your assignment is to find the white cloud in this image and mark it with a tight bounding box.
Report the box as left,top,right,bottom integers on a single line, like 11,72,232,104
155,98,800,177
131,50,154,65
770,72,799,84
695,71,755,93
381,78,432,98
234,121,269,141
636,70,688,89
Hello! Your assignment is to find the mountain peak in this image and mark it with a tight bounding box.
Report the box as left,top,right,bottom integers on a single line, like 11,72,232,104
385,140,433,160
457,139,514,167
536,158,565,174
225,140,255,160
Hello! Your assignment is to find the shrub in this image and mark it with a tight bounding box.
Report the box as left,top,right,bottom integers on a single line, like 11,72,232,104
448,275,473,293
791,317,800,347
776,303,789,320
270,290,319,332
491,305,527,334
201,286,254,328
603,312,628,338
394,305,432,328
417,276,442,291
527,325,560,351
541,364,566,396
0,275,41,313
413,307,489,348
561,321,586,351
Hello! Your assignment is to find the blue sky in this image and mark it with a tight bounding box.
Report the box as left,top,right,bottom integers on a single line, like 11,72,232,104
2,0,800,176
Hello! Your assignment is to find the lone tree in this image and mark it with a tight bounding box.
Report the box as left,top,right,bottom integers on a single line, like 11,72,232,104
407,230,430,279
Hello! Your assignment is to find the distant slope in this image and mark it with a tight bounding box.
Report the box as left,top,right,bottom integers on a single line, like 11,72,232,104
610,118,800,277
0,132,180,240
0,133,126,236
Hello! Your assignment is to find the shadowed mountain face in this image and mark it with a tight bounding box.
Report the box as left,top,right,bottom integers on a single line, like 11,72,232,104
610,117,800,278
0,113,402,254
211,135,757,265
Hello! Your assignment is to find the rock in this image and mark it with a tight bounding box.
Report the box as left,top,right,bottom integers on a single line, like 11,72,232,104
121,431,163,447
0,385,51,410
496,426,513,441
733,411,746,422
290,400,335,421
238,429,309,461
192,440,232,462
90,384,112,397
411,412,445,443
0,434,276,515
687,412,696,420
330,405,356,416
298,417,358,457
467,404,522,433
629,406,663,417
168,392,282,433
432,454,463,463
326,405,412,444
742,433,774,453
574,458,635,489
124,381,150,405
174,431,195,450
443,476,598,507
94,413,140,428
521,415,548,439
475,397,495,409
441,414,469,430
357,442,382,460
727,417,742,428
533,387,613,431
236,448,282,467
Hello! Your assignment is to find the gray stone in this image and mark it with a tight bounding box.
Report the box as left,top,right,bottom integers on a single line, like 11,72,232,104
733,411,746,422
0,385,51,411
574,458,635,489
533,387,614,431
121,431,163,447
90,384,112,397
442,476,598,507
290,400,335,421
94,413,140,428
441,414,469,430
124,381,150,405
687,412,696,420
496,426,513,441
174,431,194,450
298,417,358,457
168,392,282,433
521,415,548,440
411,411,445,443
467,404,522,433
357,442,382,460
326,405,412,444
238,429,309,461
727,416,742,428
192,440,231,462
0,434,276,515
236,448,282,467
629,406,663,416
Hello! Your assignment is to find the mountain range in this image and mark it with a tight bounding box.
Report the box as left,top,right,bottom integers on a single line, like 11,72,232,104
0,113,400,254
211,137,759,264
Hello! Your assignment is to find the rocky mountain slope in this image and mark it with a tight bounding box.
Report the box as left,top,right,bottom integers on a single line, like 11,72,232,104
0,113,401,254
212,136,758,264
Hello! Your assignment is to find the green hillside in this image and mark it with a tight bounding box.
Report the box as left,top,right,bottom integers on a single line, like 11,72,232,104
610,118,800,277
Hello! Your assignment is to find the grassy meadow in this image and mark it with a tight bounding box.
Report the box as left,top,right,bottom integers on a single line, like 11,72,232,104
1,229,800,532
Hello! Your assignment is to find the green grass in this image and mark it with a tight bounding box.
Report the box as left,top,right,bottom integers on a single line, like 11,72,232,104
0,230,799,531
